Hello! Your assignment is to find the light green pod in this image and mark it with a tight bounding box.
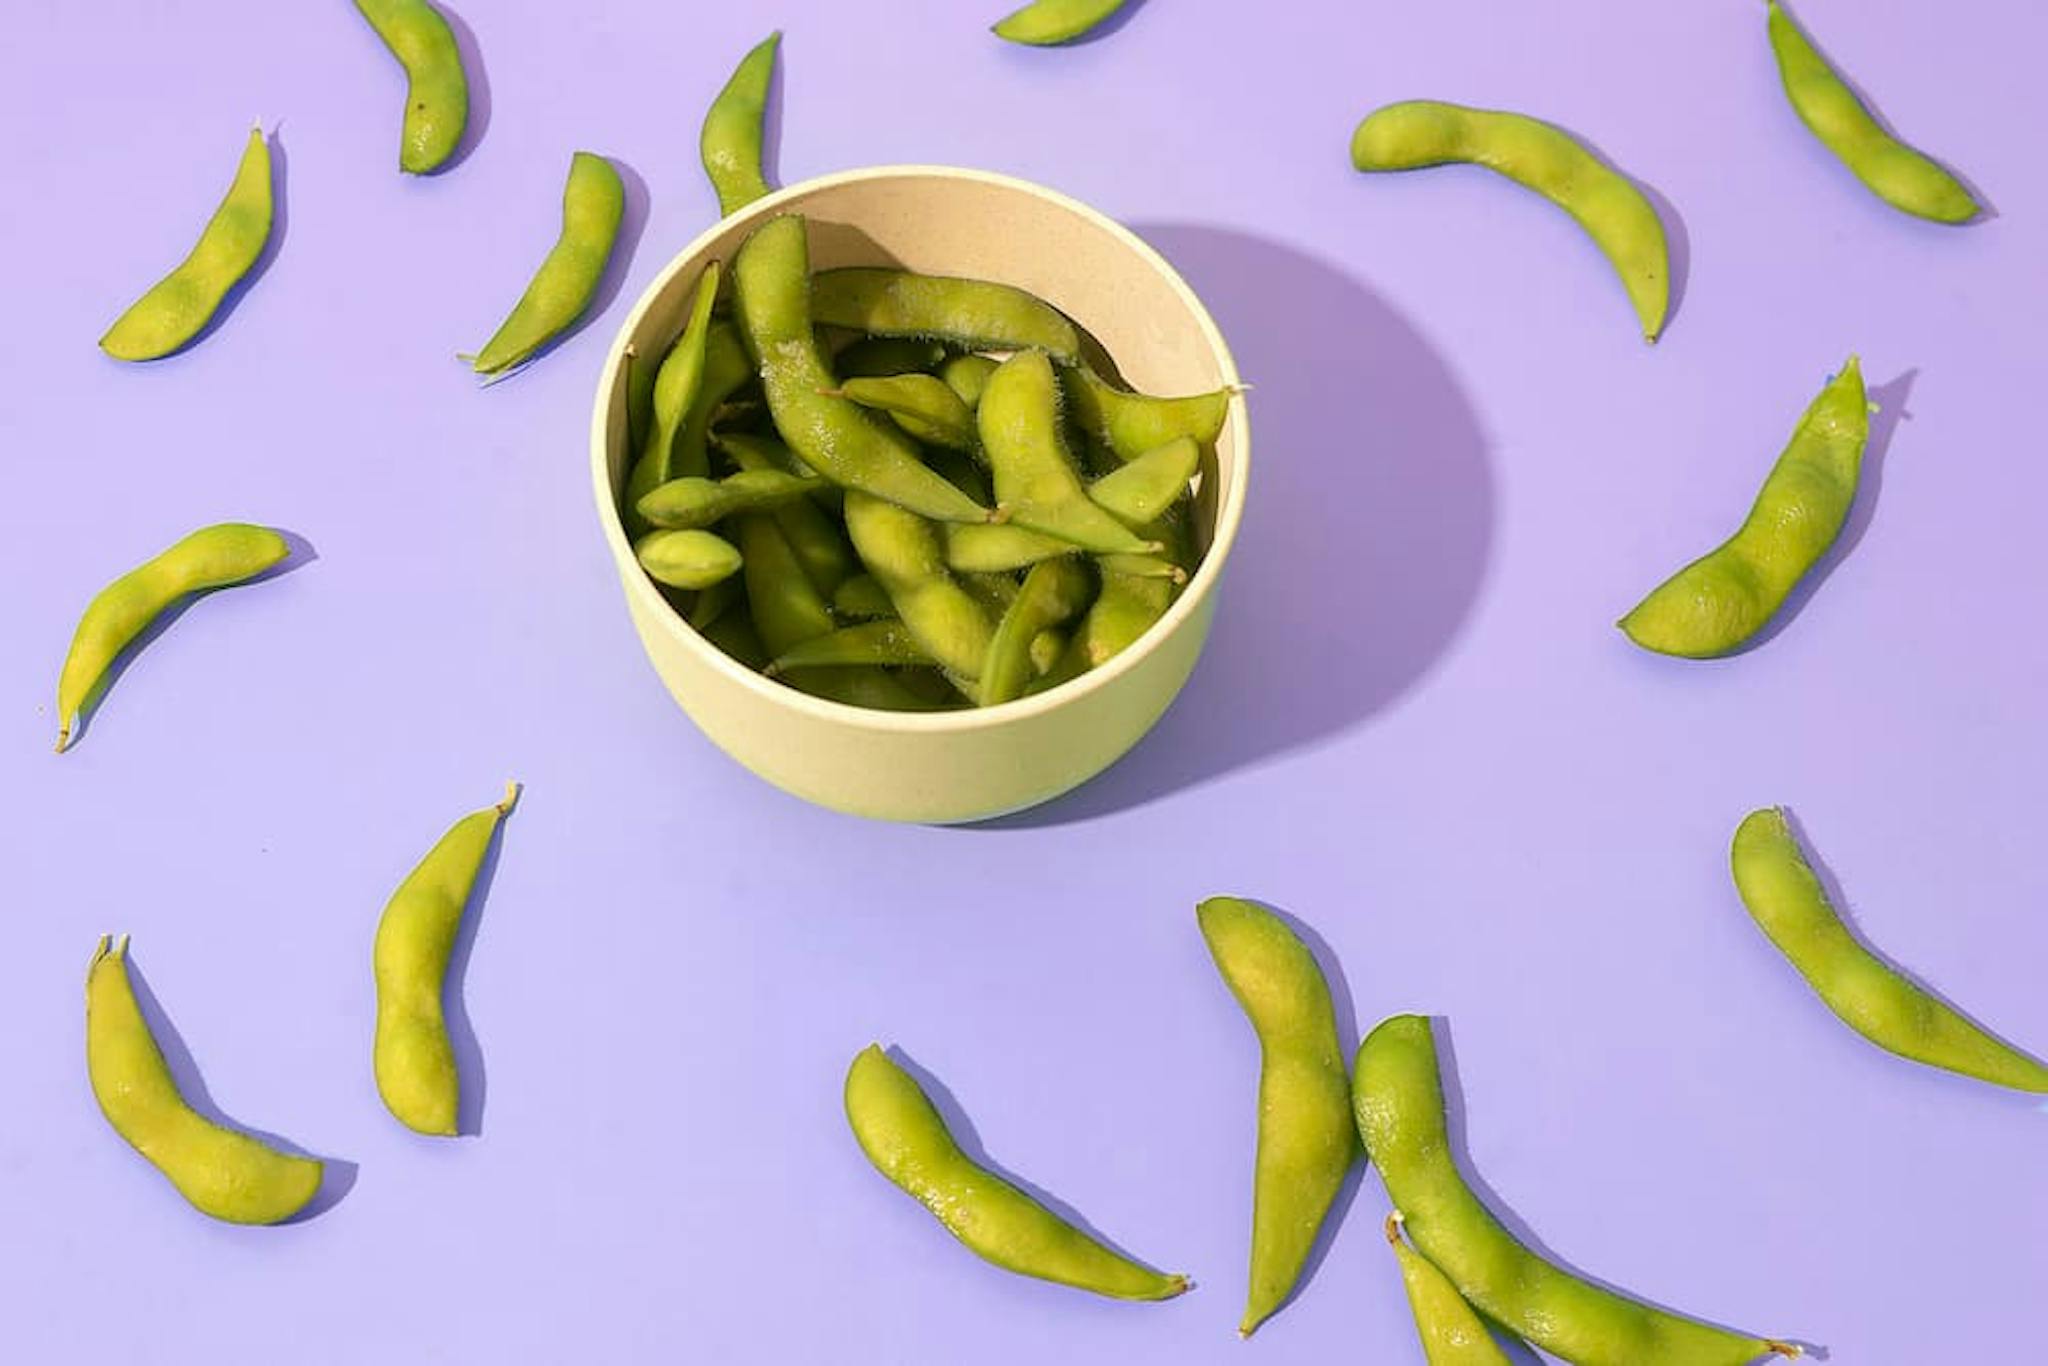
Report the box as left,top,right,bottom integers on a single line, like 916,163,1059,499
353,0,469,174
1089,436,1199,526
811,268,1081,364
843,492,995,679
719,430,854,596
1767,1,1978,224
101,127,273,361
992,0,1129,45
939,353,1000,409
1620,357,1868,658
467,152,624,375
833,336,950,379
1732,808,2048,1092
1031,568,1177,692
946,521,1074,574
1061,366,1233,464
845,1044,1188,1300
981,352,1158,555
638,469,818,530
636,530,744,590
1354,1016,1799,1366
701,32,780,217
623,343,657,459
1197,897,1355,1336
733,217,990,523
980,559,1093,706
1386,1214,1516,1366
56,522,289,752
768,619,933,674
623,262,723,530
736,515,835,656
831,574,895,620
1350,100,1671,340
374,784,516,1136
829,374,979,452
86,936,323,1224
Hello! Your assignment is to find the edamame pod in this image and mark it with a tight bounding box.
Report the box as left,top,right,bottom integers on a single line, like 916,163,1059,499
623,263,723,529
1088,436,1198,526
719,430,854,596
689,575,738,633
636,530,744,590
1354,1015,1799,1366
980,559,1092,706
843,492,994,679
86,937,324,1224
1386,1214,1516,1366
1766,1,1978,224
946,521,1074,574
638,469,818,530
812,268,1082,364
467,153,624,375
828,374,979,453
833,336,949,379
981,352,1158,555
831,574,894,620
56,522,290,752
1197,897,1355,1336
845,1045,1188,1300
353,0,469,174
733,217,990,524
1731,808,2048,1092
767,619,933,674
101,127,273,361
993,0,1129,45
1620,357,1868,658
1060,366,1233,464
736,515,835,656
939,353,1000,409
701,609,768,670
1031,568,1177,692
373,784,516,1136
701,33,780,217
1350,101,1671,341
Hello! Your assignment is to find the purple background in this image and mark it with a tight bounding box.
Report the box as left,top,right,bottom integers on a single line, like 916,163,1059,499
2,1,2043,1360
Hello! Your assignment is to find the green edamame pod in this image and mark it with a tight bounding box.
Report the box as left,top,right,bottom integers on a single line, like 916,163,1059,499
946,521,1073,574
101,128,273,361
353,0,469,174
1731,808,2048,1092
1620,357,1868,658
1060,366,1233,464
843,492,995,679
981,352,1158,555
833,336,949,379
845,1045,1188,1300
688,575,738,633
1031,569,1177,693
701,608,768,671
811,268,1082,364
980,559,1092,706
719,429,854,596
827,374,979,452
467,153,624,375
1197,897,1355,1336
1766,2,1978,224
1386,1214,1516,1366
960,570,1021,616
623,263,723,528
993,0,1129,45
701,32,780,217
623,343,656,459
86,936,324,1224
677,323,756,481
831,574,894,620
1088,436,1199,526
636,530,744,590
736,515,835,656
939,353,1000,409
373,784,516,1136
1351,100,1672,341
638,469,818,530
794,667,953,711
1354,1016,1799,1366
733,217,990,524
767,619,933,675
56,521,290,752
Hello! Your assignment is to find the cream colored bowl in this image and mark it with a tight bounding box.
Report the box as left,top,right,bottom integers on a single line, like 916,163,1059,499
589,166,1249,823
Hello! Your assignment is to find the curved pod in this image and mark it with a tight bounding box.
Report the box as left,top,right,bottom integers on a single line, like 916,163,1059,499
353,0,469,173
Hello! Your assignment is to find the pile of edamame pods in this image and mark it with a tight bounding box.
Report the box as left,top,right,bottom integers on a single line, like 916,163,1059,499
58,0,2040,1360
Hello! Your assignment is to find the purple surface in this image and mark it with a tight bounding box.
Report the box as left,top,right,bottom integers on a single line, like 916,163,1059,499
2,1,2044,1360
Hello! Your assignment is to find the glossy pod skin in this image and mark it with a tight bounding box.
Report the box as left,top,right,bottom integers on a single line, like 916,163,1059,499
1197,897,1355,1336
1354,1016,1799,1366
701,33,780,217
373,784,516,1135
811,268,1082,364
56,522,289,752
353,0,469,174
635,529,743,590
1386,1214,1515,1366
981,352,1158,554
101,128,273,361
1731,808,2048,1091
1620,358,1867,657
1350,101,1671,341
468,153,624,375
844,1045,1188,1300
732,218,990,524
87,937,323,1224
1061,366,1231,464
1766,1,1978,224
993,0,1129,45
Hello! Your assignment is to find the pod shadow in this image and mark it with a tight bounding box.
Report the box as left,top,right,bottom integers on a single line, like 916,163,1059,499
981,224,1494,825
135,129,289,362
433,4,492,174
444,786,519,1138
882,1046,1186,1290
120,949,355,1221
757,31,786,197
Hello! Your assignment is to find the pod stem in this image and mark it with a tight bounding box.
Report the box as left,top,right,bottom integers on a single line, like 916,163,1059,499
496,780,521,814
1765,1342,1803,1360
1384,1210,1407,1245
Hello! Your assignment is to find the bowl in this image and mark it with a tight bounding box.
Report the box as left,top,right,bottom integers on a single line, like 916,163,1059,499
589,165,1249,823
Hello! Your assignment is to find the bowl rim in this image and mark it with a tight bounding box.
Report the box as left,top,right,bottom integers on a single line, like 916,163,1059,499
589,163,1249,734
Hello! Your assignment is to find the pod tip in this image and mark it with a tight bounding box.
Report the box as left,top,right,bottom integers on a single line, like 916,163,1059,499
497,780,521,813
